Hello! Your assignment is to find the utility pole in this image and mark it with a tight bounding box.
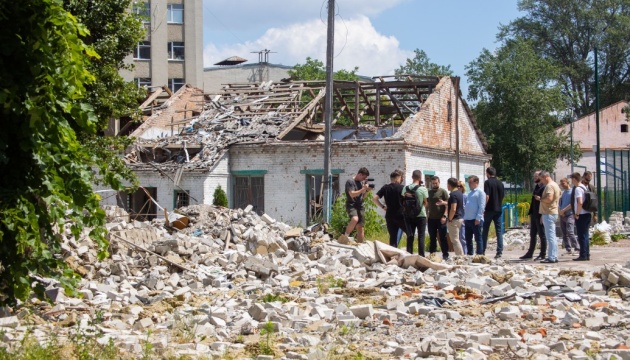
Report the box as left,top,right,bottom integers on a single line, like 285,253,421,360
322,0,335,224
570,111,574,174
595,47,602,222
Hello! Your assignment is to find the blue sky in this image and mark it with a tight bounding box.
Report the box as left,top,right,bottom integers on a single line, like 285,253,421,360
202,0,522,98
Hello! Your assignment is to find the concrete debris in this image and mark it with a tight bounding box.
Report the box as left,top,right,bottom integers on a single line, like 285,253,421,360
1,204,629,359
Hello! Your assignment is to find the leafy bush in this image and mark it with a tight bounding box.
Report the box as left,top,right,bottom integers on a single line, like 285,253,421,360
329,194,385,238
212,185,228,207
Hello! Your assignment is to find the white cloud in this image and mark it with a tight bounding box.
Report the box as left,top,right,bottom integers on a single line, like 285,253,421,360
204,15,412,77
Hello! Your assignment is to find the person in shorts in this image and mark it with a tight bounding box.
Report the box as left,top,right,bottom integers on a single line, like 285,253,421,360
340,167,371,243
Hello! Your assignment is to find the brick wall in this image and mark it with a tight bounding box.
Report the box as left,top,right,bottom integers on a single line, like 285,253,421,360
97,153,229,216
396,77,487,156
230,140,488,226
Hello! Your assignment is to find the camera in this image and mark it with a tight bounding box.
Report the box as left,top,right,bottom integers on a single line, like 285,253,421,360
366,178,375,189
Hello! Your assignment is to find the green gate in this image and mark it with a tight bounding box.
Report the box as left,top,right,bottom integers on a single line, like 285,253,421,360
603,149,630,220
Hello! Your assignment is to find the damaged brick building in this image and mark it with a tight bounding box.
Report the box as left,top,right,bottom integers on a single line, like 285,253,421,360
100,75,491,226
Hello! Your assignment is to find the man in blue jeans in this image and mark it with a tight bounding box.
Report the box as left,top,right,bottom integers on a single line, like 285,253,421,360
463,175,485,255
564,172,592,261
482,167,505,258
538,171,561,263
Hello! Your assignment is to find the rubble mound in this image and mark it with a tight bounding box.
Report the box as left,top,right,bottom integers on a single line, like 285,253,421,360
1,206,630,359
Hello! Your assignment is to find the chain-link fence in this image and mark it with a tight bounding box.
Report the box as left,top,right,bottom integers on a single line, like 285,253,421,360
603,149,630,221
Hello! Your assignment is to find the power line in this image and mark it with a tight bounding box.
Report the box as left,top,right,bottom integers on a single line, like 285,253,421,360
203,2,245,44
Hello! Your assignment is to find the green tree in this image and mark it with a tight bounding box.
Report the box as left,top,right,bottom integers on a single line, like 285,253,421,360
394,49,453,77
288,57,359,81
499,0,630,116
0,0,139,305
63,0,146,125
63,0,145,190
212,185,228,207
466,38,576,187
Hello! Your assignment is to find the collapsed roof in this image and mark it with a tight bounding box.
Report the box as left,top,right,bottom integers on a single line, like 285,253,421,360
123,76,449,172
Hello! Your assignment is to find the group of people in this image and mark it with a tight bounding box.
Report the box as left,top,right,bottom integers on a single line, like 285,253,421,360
340,167,506,260
340,167,596,262
520,170,594,263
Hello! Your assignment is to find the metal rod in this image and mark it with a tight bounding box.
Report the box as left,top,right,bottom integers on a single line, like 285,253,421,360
595,47,602,222
322,0,335,224
454,77,461,179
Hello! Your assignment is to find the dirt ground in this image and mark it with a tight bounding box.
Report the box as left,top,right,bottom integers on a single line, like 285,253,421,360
502,237,630,271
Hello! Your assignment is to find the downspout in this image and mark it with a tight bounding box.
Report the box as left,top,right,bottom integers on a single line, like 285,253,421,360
454,77,461,179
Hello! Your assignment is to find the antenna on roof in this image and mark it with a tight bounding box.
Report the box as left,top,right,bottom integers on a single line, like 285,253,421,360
251,49,276,64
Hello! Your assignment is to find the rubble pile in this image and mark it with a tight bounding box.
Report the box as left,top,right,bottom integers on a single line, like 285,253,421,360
1,206,630,359
609,211,630,235
125,83,305,172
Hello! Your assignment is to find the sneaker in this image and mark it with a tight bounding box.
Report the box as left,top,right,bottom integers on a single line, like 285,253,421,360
494,254,502,259
563,250,573,255
519,254,533,260
540,258,558,263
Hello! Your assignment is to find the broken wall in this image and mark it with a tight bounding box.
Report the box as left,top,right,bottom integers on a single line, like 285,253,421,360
98,153,230,215
396,77,487,156
403,146,488,188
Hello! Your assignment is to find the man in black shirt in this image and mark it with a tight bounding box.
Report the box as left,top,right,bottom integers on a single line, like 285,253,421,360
520,170,547,260
373,170,405,247
482,167,505,258
342,167,371,243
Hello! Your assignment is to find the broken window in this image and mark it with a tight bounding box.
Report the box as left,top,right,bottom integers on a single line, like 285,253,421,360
173,190,190,208
447,100,452,122
167,4,183,23
168,78,184,92
118,187,157,221
132,2,150,23
167,42,185,60
622,124,628,133
135,78,151,88
134,41,151,60
307,174,339,225
233,176,264,215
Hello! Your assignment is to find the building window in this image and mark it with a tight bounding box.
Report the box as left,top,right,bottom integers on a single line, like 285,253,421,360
167,4,184,23
173,190,190,208
135,78,151,88
233,176,264,215
447,100,452,121
134,41,151,60
168,78,185,92
120,187,157,221
622,124,628,133
132,2,150,23
306,174,339,224
167,41,185,60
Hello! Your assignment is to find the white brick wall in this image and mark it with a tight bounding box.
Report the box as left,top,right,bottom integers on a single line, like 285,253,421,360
97,153,229,217
229,141,487,226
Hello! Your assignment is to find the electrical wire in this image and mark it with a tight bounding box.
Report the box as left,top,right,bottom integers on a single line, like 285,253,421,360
204,1,245,44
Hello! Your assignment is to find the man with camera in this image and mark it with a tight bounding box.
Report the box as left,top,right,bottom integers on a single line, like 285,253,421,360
340,167,372,244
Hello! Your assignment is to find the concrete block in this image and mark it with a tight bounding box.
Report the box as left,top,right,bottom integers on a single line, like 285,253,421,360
350,304,373,319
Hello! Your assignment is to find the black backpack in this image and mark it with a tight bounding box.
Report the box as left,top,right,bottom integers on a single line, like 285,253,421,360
401,185,422,218
583,189,598,212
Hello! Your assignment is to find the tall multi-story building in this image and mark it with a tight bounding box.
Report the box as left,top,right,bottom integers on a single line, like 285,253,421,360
122,0,203,92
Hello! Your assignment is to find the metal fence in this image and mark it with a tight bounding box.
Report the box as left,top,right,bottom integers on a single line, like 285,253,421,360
603,149,630,220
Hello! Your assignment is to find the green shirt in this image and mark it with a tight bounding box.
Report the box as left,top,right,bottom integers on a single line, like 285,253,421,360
401,184,429,218
427,187,448,219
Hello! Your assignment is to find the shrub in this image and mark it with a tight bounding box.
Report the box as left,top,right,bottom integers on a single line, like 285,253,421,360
329,194,385,238
212,185,228,207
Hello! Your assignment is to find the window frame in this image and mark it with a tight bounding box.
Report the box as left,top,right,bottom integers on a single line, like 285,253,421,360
168,78,185,93
167,4,184,24
132,2,151,23
232,172,266,215
173,190,190,209
167,41,185,61
134,41,151,60
135,78,152,88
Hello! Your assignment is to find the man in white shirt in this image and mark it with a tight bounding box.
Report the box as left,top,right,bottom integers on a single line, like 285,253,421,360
561,172,591,261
